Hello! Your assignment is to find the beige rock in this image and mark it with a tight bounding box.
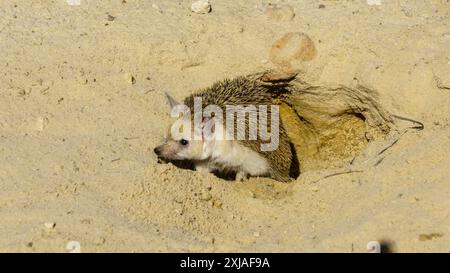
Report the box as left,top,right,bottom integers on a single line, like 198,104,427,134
270,32,316,68
264,4,295,21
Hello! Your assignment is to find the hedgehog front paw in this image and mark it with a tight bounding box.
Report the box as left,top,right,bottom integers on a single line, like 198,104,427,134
235,171,249,181
195,162,212,173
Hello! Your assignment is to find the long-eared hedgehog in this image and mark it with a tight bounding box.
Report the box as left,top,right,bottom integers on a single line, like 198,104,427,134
154,75,299,182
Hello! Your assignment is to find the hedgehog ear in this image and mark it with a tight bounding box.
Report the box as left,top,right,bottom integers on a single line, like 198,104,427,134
165,92,180,110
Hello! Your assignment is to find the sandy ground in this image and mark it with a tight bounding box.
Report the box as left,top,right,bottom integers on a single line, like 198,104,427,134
0,0,449,252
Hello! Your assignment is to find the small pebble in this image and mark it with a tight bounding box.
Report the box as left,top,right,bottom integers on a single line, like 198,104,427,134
66,0,81,6
401,7,413,17
367,0,382,6
36,117,49,131
81,218,92,224
152,4,163,14
66,241,81,253
253,231,260,237
190,0,211,14
44,222,56,229
212,199,222,208
124,73,136,85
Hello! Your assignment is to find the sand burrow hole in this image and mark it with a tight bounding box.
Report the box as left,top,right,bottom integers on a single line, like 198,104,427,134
258,73,394,173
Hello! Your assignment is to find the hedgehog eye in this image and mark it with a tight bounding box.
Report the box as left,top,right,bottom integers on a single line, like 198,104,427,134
179,139,189,146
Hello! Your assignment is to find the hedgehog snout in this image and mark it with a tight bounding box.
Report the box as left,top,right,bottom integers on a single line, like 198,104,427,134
153,146,162,156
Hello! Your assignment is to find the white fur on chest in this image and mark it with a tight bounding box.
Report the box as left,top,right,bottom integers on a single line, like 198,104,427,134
206,140,270,176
